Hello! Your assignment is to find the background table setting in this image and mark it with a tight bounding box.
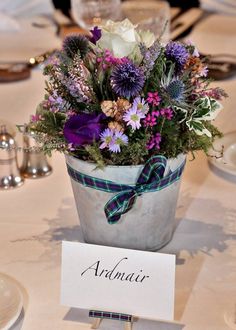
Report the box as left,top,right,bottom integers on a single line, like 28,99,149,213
0,1,236,329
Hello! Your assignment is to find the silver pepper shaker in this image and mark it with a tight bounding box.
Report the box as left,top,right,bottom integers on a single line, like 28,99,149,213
0,125,24,189
20,129,52,179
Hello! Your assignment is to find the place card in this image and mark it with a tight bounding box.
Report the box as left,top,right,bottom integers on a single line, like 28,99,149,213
61,241,176,322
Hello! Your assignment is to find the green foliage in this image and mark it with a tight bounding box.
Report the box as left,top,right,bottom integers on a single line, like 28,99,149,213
85,143,105,169
35,110,66,136
111,138,150,165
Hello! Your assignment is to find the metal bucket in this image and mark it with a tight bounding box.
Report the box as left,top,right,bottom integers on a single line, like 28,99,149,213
65,154,185,251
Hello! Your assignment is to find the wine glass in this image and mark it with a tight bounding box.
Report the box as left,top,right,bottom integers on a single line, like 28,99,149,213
71,0,122,30
121,0,170,44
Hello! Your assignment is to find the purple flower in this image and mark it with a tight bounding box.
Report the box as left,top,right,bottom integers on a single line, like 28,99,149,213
99,128,128,153
132,97,149,114
146,91,161,106
140,41,161,77
89,26,102,44
62,34,89,59
109,131,128,153
147,133,162,150
63,113,105,146
143,111,160,127
165,41,189,69
100,128,113,149
166,78,185,101
31,114,42,122
123,106,146,130
160,108,174,120
111,61,145,99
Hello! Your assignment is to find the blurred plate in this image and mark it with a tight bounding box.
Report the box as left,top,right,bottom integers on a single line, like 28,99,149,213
0,274,23,330
208,131,236,177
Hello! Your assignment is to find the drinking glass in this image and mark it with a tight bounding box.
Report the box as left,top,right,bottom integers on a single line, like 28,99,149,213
121,0,170,43
71,0,122,30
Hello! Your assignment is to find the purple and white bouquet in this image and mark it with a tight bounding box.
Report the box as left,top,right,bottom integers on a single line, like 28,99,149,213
30,19,226,166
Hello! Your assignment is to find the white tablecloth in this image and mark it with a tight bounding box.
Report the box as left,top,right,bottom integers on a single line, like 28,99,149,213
0,14,236,330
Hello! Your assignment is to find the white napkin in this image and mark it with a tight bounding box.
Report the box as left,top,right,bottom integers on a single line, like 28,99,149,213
0,0,54,31
0,12,20,31
200,0,236,15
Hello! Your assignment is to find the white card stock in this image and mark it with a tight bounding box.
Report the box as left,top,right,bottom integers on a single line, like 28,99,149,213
61,241,175,321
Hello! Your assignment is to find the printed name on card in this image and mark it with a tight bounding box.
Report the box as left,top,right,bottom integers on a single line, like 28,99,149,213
61,241,176,321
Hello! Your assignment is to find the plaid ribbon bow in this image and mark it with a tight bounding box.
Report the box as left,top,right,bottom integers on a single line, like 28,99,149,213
67,155,185,224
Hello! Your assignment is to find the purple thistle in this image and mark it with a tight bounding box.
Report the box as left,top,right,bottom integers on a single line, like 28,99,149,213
89,26,102,44
62,34,89,59
165,41,189,69
111,61,145,99
166,78,185,101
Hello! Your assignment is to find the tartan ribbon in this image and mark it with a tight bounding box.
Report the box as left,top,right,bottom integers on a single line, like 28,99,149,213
89,310,132,322
67,155,186,224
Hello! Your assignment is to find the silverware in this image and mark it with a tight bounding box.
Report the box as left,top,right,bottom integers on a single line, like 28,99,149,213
200,53,236,80
20,128,52,179
0,125,24,189
207,61,236,80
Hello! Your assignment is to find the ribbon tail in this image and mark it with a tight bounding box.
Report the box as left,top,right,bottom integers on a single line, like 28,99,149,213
104,190,138,224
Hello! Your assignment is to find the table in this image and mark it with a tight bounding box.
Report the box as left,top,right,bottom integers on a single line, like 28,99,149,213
0,13,236,330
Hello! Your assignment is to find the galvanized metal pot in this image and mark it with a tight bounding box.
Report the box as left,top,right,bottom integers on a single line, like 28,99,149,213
65,154,185,251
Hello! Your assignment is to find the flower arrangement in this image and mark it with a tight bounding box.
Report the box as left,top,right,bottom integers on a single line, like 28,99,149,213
29,19,227,167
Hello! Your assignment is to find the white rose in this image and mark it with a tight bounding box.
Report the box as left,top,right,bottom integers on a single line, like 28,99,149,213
137,30,156,48
98,19,154,58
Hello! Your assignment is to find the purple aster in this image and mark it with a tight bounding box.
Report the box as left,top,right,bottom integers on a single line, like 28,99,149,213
123,106,146,130
63,113,105,146
165,41,189,69
89,26,102,44
100,128,113,149
109,131,128,153
111,61,145,99
132,97,149,114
